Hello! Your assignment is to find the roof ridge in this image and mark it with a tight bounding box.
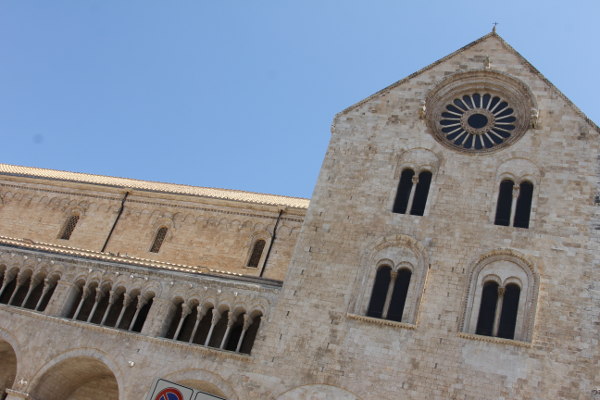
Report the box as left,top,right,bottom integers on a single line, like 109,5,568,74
0,163,310,209
333,31,497,120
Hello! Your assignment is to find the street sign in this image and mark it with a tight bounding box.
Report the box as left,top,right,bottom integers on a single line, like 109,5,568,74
154,387,184,400
147,379,226,400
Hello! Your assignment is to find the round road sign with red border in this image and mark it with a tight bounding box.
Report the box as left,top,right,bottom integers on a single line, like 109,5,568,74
154,387,184,400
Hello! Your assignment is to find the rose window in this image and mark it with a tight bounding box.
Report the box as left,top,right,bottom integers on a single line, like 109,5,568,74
440,93,516,150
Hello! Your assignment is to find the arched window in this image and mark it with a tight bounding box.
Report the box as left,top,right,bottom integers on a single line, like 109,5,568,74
366,265,411,322
393,169,432,216
393,169,414,214
494,179,534,228
497,283,520,339
239,312,262,354
462,252,538,342
22,275,46,310
387,269,412,322
102,288,126,327
150,227,168,253
475,281,499,336
35,275,59,312
0,269,18,305
410,171,432,216
247,239,266,268
514,181,533,228
59,214,79,240
494,180,514,226
208,310,229,348
131,294,154,332
366,266,391,318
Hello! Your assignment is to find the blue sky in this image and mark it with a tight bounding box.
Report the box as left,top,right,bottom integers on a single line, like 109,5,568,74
0,1,598,198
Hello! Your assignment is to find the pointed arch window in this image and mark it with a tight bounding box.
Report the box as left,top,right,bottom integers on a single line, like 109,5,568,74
247,239,266,268
150,227,168,253
59,214,80,240
393,169,432,216
494,179,534,228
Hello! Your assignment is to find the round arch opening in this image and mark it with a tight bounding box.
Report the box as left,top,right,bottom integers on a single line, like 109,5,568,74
0,339,17,396
30,356,118,400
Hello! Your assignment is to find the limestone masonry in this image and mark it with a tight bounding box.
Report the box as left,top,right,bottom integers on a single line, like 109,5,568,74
0,32,598,400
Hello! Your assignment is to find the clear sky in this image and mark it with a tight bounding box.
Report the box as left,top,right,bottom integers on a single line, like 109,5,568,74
0,1,598,199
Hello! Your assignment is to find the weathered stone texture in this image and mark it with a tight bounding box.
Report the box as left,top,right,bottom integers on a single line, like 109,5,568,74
0,32,598,400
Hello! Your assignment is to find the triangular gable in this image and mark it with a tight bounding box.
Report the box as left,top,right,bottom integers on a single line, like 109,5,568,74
335,32,600,135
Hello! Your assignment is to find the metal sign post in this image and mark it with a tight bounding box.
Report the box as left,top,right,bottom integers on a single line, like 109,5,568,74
147,379,226,400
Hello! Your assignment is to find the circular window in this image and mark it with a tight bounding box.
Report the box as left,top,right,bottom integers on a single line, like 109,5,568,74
425,71,535,154
440,93,517,150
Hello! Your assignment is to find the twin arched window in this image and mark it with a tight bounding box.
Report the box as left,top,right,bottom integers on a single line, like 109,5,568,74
393,169,432,216
462,255,538,342
475,281,521,339
367,265,412,322
494,179,534,228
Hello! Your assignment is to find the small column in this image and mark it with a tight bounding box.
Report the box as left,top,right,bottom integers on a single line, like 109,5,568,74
7,274,25,305
34,278,51,311
128,295,147,331
219,314,238,349
492,286,505,337
381,271,398,319
115,293,132,329
173,303,191,340
406,175,419,213
235,314,253,353
509,184,520,227
204,309,222,347
72,286,90,320
19,277,41,308
87,287,104,322
100,290,117,325
0,272,15,299
189,306,207,344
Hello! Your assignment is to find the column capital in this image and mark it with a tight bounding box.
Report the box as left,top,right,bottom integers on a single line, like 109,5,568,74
512,185,520,197
211,309,222,324
242,313,253,330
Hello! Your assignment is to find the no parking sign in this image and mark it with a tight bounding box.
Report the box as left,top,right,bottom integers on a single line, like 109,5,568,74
155,387,185,400
147,379,226,400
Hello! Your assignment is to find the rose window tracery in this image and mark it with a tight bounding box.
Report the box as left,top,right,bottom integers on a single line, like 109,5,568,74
440,93,516,150
425,71,536,154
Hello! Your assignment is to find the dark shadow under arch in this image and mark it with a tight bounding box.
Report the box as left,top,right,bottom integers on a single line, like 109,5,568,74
0,339,17,397
30,356,118,400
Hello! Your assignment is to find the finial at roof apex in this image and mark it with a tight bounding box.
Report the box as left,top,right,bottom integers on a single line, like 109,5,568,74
492,22,499,33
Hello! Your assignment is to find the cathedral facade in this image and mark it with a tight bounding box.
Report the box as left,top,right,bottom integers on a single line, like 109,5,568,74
0,32,598,400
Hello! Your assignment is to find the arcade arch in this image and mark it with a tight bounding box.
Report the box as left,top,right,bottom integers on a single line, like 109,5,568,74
0,339,16,398
30,356,119,400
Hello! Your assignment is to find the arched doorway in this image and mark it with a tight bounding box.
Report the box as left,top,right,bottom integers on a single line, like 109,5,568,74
178,380,226,398
30,356,118,400
0,339,17,398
